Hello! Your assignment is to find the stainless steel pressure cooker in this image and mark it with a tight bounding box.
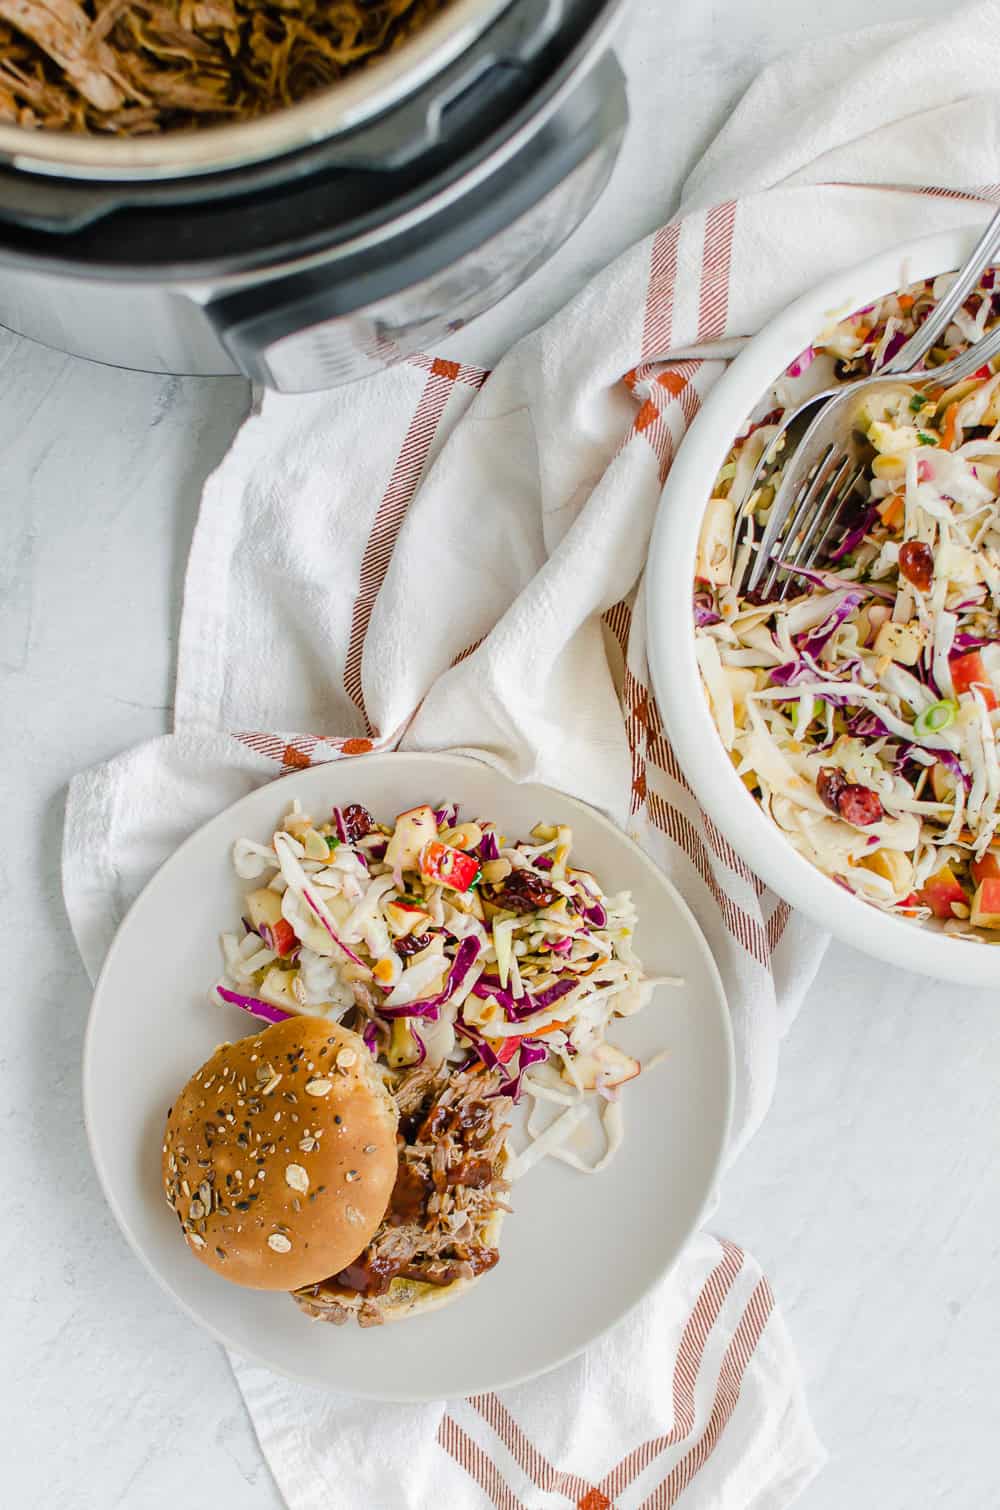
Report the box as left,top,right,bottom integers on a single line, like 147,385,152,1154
0,0,629,389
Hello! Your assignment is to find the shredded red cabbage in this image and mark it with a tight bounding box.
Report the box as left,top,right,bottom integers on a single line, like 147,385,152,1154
796,591,866,657
529,978,578,1012
933,748,974,791
434,804,459,828
846,710,891,738
362,1021,379,1055
472,972,576,1021
377,936,481,1020
332,807,348,844
775,562,894,601
490,1041,548,1101
952,632,995,651
827,509,879,564
216,984,291,1025
694,589,722,627
454,1018,501,1072
534,854,554,872
478,831,501,862
878,328,908,367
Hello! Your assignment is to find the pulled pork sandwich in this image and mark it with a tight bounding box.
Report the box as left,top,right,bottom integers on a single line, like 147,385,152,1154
294,1064,512,1328
162,1016,399,1291
0,0,450,136
162,1014,511,1326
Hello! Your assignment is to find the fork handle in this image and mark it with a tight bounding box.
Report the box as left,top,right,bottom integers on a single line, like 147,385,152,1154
880,206,1000,375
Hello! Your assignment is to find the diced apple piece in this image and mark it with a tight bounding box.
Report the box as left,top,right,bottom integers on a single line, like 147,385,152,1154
860,849,914,891
867,420,922,453
696,496,734,586
971,878,1000,929
563,1042,641,1092
934,543,982,586
384,805,438,876
918,864,968,920
874,619,925,666
246,887,283,931
258,967,300,1010
384,901,432,938
246,887,297,955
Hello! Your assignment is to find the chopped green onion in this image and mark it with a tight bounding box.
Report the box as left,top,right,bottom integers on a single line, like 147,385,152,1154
913,699,959,737
325,835,340,851
917,431,938,446
909,394,929,413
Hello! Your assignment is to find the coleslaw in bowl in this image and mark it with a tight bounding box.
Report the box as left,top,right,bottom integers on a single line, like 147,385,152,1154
648,228,1000,984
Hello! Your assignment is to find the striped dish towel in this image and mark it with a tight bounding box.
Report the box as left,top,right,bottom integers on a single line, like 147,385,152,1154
63,2,1000,1503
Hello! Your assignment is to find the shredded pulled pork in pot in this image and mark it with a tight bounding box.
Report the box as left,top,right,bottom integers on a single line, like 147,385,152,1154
0,0,449,135
293,1065,511,1327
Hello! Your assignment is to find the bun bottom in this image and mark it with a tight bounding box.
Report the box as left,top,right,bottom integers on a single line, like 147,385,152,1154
293,1208,505,1327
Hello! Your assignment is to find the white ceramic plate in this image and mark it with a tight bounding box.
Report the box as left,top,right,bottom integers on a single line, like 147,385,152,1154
647,226,998,987
84,752,733,1399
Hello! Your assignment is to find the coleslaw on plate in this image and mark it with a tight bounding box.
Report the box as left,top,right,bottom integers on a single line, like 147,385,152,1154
694,272,1000,941
214,799,680,1176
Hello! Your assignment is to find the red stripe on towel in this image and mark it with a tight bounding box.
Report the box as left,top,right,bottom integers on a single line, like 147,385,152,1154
697,201,737,342
643,1277,775,1509
344,363,456,733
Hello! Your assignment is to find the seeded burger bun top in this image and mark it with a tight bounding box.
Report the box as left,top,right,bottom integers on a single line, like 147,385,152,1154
162,1016,398,1291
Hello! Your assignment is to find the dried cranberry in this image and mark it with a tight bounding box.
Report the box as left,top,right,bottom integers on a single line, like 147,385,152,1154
817,766,883,826
898,541,934,592
395,931,432,959
817,766,848,814
338,803,374,841
493,868,558,914
837,785,884,827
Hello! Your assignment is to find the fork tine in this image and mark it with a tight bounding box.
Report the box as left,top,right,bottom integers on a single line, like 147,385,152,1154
772,456,854,600
775,457,861,599
746,441,836,593
758,444,842,596
806,462,867,569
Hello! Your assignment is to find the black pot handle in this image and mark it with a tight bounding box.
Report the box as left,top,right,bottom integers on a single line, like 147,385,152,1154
212,48,627,390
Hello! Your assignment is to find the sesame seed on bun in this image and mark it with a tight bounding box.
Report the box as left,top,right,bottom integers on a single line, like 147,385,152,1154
162,1016,398,1291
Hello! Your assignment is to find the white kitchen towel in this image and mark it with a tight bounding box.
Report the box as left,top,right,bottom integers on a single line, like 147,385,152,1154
62,1,1000,1504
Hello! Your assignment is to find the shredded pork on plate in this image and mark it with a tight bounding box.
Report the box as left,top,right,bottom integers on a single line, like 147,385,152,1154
293,1066,512,1328
0,0,450,135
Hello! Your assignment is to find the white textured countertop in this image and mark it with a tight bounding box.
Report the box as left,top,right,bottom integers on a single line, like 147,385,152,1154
5,1,998,1507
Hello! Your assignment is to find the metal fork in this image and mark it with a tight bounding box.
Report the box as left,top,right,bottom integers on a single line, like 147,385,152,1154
739,319,1000,598
739,208,1000,534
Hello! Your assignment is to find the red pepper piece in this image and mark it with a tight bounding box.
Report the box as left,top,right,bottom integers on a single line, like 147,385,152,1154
418,841,480,892
949,650,998,712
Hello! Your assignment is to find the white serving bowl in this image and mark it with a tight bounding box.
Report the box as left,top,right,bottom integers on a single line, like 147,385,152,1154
647,226,998,987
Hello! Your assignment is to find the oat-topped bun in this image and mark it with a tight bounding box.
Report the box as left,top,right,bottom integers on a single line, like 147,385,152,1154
162,1017,398,1291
